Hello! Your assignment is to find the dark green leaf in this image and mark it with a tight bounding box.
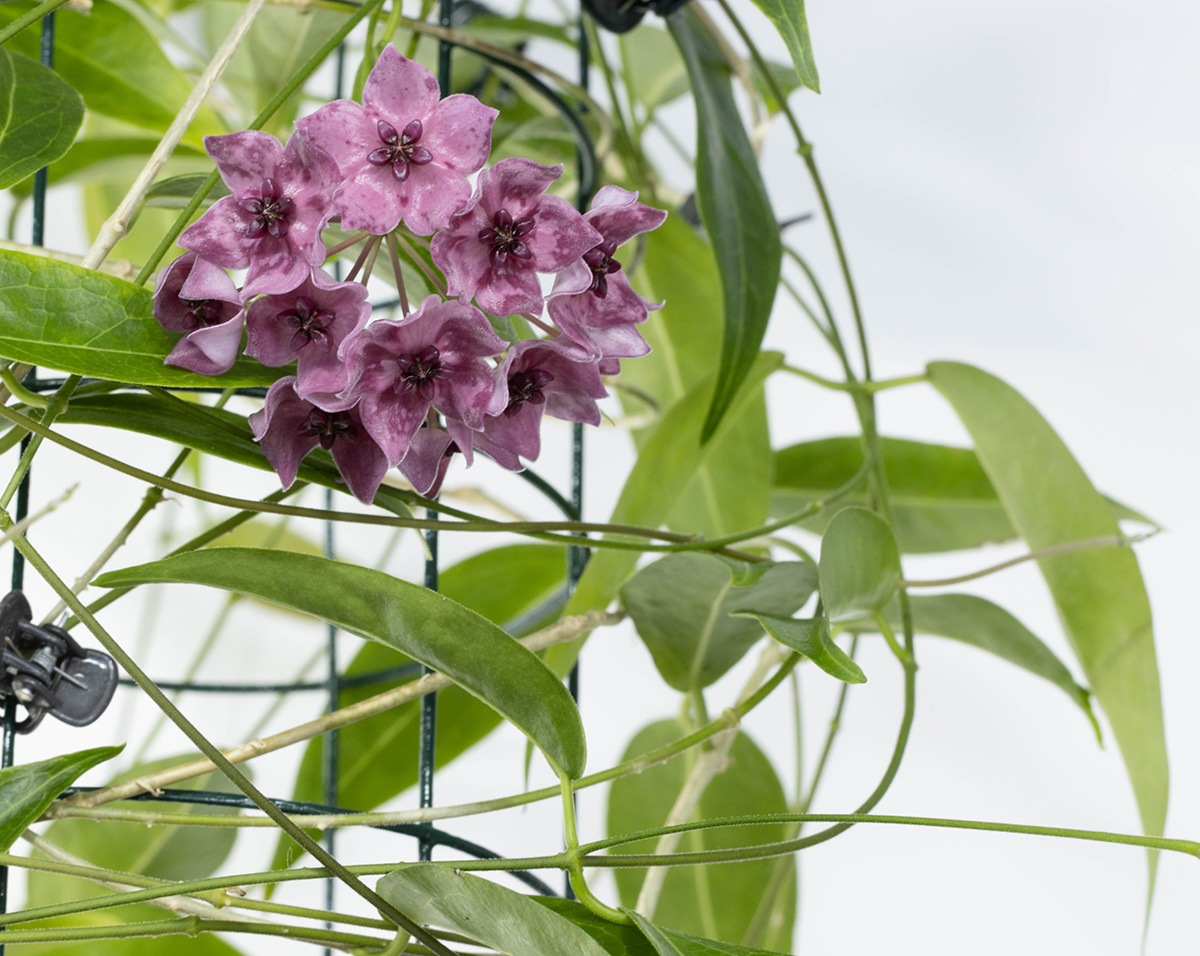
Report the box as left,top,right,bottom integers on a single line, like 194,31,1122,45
621,555,817,691
668,8,781,442
552,353,783,676
607,720,795,949
0,250,277,387
772,436,1152,553
0,2,223,146
748,613,866,684
818,507,901,625
58,392,413,516
377,865,611,956
746,0,820,92
0,746,121,852
928,361,1167,854
0,49,84,189
95,549,587,778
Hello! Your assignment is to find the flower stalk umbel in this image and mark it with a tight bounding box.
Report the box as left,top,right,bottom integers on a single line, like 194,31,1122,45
154,44,667,503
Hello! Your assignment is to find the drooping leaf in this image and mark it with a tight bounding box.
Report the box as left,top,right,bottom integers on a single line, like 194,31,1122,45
746,0,820,92
818,507,901,625
95,549,586,778
748,613,866,684
861,593,1094,726
772,436,1152,553
0,2,224,148
928,361,1167,856
551,353,783,676
0,49,85,189
621,555,817,691
57,392,414,517
0,746,121,852
0,250,278,387
377,865,611,956
667,7,781,443
628,910,790,956
607,720,795,949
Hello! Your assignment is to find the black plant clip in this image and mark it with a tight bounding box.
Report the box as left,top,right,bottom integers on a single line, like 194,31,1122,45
0,590,118,734
581,0,692,34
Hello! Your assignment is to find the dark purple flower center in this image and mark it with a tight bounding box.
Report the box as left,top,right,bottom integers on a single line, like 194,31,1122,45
397,345,444,390
181,298,227,330
277,295,336,351
504,368,555,418
239,179,295,239
478,208,536,267
298,409,357,450
583,243,622,298
366,119,433,183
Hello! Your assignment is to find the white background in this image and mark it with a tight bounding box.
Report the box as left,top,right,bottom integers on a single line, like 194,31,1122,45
4,0,1198,953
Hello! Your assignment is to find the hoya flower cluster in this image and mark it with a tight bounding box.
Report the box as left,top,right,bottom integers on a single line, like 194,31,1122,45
153,45,666,503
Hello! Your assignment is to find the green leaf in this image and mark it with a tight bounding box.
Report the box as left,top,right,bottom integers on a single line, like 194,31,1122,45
927,361,1167,853
6,137,208,199
607,720,795,949
746,0,820,92
667,8,781,443
0,250,278,387
552,352,783,676
377,865,611,956
0,2,224,147
95,549,587,778
818,507,901,625
748,613,866,684
57,392,413,516
772,436,1152,553
0,48,84,189
866,593,1093,726
0,746,121,852
620,25,690,114
621,555,817,691
144,172,231,209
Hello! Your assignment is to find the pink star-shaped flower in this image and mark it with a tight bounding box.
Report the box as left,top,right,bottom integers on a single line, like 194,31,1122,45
430,157,602,316
179,131,338,297
295,44,497,237
152,252,245,376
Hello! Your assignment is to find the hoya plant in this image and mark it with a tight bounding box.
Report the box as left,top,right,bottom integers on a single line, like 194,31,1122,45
0,0,1193,953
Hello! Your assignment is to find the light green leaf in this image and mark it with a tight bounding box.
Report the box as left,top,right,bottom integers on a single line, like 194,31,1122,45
6,137,208,199
621,555,817,691
607,720,795,949
818,507,901,625
377,865,611,956
95,549,586,778
0,2,224,147
667,8,781,442
0,48,84,189
747,0,820,92
772,436,1152,553
628,910,789,956
748,613,866,684
0,250,278,387
0,746,121,852
145,172,231,209
928,361,1167,856
552,353,783,676
621,25,690,114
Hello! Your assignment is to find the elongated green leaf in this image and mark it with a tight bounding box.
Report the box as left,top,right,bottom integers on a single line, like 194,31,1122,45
0,49,84,189
145,172,231,209
378,865,611,956
747,0,820,92
95,549,586,778
552,353,783,676
0,746,121,852
772,436,1152,553
58,392,413,516
860,593,1094,726
0,250,277,387
7,137,208,199
928,361,1167,853
628,910,789,956
668,8,781,442
607,720,795,949
621,25,690,114
0,1,223,147
748,613,866,684
622,555,817,691
818,507,901,625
